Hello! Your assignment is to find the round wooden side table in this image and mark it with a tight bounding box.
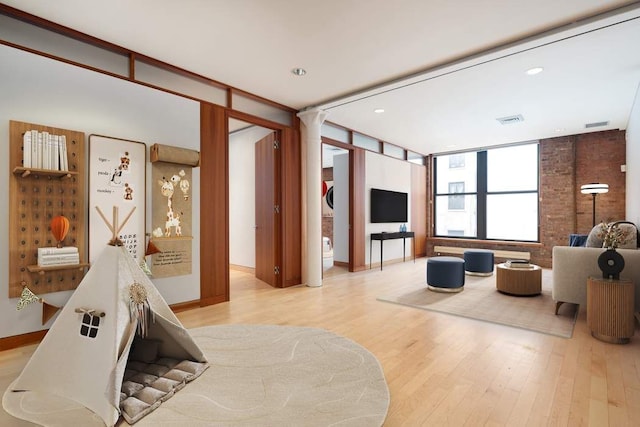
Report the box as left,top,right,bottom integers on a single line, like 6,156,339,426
495,263,542,296
587,277,634,344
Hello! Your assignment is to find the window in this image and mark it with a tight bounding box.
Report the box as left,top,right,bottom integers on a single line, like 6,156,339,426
448,182,465,210
449,154,465,168
486,144,539,241
80,313,100,338
434,143,539,241
407,151,425,165
434,152,477,237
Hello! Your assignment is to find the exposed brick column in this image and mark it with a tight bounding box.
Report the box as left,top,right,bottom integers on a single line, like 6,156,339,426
538,135,577,265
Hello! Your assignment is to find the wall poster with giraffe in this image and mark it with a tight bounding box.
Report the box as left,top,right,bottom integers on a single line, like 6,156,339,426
150,161,193,278
88,135,146,265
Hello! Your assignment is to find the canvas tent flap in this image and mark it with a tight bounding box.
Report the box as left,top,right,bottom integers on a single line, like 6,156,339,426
108,320,138,416
9,245,208,427
146,314,207,362
11,245,122,425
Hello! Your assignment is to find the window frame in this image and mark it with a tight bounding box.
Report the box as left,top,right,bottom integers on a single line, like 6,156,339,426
434,143,540,242
447,181,465,210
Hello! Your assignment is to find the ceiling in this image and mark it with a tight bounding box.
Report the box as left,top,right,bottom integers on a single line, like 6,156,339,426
4,0,640,155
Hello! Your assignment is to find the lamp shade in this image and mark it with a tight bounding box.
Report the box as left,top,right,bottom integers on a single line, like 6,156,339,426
581,183,609,194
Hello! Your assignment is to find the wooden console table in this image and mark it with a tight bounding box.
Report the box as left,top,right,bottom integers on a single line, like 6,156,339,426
587,277,634,344
369,231,415,270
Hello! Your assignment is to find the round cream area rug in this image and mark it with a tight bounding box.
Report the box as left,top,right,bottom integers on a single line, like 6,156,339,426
3,324,389,426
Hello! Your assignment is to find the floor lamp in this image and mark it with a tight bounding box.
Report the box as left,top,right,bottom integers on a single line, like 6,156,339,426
581,183,609,227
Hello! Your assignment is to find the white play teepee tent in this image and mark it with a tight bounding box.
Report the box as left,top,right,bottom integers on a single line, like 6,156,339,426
7,207,208,426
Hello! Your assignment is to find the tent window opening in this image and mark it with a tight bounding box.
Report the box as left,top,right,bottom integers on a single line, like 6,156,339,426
80,313,100,338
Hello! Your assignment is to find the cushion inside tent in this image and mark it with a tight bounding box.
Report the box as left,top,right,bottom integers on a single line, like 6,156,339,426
120,337,208,424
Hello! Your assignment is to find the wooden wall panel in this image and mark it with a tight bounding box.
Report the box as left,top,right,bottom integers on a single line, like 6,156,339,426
199,103,229,305
9,120,87,298
411,162,427,257
350,148,366,271
281,127,302,286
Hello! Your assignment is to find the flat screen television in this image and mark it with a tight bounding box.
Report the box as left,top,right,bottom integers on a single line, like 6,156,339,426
370,188,408,223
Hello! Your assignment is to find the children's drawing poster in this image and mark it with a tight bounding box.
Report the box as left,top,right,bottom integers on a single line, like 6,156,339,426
150,162,193,278
88,135,146,264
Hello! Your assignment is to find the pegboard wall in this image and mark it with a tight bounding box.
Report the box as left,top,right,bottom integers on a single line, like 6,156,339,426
8,120,87,298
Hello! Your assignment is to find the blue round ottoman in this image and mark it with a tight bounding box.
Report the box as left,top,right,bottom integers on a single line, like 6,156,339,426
463,249,494,276
426,256,465,293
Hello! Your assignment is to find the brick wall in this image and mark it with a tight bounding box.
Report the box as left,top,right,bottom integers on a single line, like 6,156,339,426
575,130,626,232
537,134,578,264
426,130,626,267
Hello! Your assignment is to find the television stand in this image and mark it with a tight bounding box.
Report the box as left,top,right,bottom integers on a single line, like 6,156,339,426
370,231,415,270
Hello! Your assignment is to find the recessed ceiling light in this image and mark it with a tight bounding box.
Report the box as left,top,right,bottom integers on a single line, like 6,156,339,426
374,108,385,113
555,128,564,133
526,67,544,75
291,67,307,76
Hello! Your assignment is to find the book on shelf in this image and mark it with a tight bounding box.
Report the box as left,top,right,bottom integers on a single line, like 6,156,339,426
22,130,69,171
38,251,80,266
505,259,532,268
38,252,79,260
36,131,43,169
59,135,68,171
23,130,32,168
38,257,80,267
43,131,51,170
38,253,80,262
37,246,79,256
30,130,38,168
52,134,60,171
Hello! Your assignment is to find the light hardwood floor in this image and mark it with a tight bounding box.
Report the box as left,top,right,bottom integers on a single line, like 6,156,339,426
2,257,639,426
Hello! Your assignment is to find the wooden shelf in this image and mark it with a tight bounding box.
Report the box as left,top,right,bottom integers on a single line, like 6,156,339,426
26,263,90,275
13,167,77,179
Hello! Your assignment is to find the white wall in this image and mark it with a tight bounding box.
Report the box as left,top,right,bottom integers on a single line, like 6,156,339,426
228,126,273,268
365,151,412,265
0,45,200,338
333,153,349,263
626,82,640,226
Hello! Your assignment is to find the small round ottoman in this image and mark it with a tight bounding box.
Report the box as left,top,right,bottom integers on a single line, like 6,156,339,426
463,249,494,276
426,256,465,293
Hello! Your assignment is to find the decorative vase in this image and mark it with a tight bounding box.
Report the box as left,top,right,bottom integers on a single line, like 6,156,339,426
598,248,625,280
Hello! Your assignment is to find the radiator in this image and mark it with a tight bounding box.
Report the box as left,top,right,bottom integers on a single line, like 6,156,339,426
433,245,531,261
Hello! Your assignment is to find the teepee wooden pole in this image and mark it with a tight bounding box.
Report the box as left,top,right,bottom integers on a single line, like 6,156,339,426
112,206,118,241
95,207,114,234
95,205,135,245
117,207,137,235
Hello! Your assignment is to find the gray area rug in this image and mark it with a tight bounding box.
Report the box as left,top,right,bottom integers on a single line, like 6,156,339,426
3,325,389,426
378,269,578,338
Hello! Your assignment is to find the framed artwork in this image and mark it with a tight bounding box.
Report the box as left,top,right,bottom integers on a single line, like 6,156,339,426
88,135,146,263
